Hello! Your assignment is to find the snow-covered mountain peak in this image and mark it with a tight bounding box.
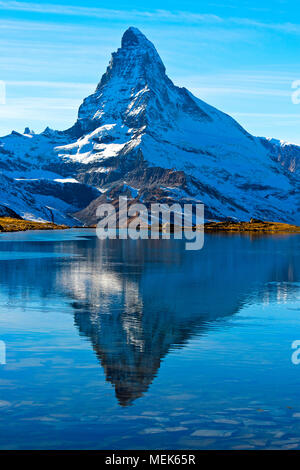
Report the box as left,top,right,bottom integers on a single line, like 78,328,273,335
73,28,249,142
0,27,299,225
96,26,166,90
73,28,169,135
114,26,166,77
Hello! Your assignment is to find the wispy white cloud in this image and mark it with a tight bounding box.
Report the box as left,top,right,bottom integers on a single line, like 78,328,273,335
0,18,88,32
0,1,299,35
0,96,79,135
232,112,300,118
179,72,300,85
0,20,248,48
177,71,297,101
0,97,79,115
0,18,119,37
0,2,222,23
230,18,300,34
7,80,95,89
191,87,290,97
0,54,107,75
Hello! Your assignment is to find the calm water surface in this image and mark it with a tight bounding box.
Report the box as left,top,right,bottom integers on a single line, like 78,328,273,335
0,229,299,449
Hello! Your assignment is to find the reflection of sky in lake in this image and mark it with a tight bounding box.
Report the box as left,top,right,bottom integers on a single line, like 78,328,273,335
0,229,299,449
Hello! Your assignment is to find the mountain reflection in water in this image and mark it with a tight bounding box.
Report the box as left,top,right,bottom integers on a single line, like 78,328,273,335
0,231,299,406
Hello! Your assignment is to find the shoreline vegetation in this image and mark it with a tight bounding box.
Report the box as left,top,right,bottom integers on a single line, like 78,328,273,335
203,220,300,233
0,217,68,232
0,217,299,234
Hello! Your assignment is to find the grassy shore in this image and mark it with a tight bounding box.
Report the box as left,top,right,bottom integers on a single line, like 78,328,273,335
1,216,299,234
204,220,300,233
0,217,68,233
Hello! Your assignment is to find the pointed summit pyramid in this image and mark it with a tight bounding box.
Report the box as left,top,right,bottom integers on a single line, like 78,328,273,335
73,27,170,135
71,26,249,140
121,26,152,47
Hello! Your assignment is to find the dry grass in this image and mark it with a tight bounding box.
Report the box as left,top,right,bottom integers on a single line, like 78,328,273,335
204,220,300,233
4,215,296,235
0,217,68,233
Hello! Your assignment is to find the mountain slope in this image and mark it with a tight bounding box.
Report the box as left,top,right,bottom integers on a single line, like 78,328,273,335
0,27,299,224
0,130,100,223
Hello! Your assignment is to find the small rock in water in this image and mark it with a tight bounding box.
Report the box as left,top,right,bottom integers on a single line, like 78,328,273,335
140,428,166,434
165,427,188,432
191,429,233,437
242,419,275,427
214,418,239,425
0,401,11,407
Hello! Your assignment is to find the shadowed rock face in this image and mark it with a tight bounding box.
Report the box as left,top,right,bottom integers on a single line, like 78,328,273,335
0,204,22,219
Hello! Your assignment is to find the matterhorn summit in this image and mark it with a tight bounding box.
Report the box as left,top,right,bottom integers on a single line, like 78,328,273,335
0,27,298,224
72,27,175,135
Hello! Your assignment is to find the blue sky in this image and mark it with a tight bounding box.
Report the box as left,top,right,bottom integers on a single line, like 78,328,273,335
0,0,300,143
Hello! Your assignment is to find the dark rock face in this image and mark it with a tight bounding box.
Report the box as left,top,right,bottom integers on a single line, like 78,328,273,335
260,137,300,176
21,180,100,210
121,27,146,47
0,204,22,219
74,163,193,226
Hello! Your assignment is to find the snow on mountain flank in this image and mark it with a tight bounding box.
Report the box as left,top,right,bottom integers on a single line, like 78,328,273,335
0,27,299,225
